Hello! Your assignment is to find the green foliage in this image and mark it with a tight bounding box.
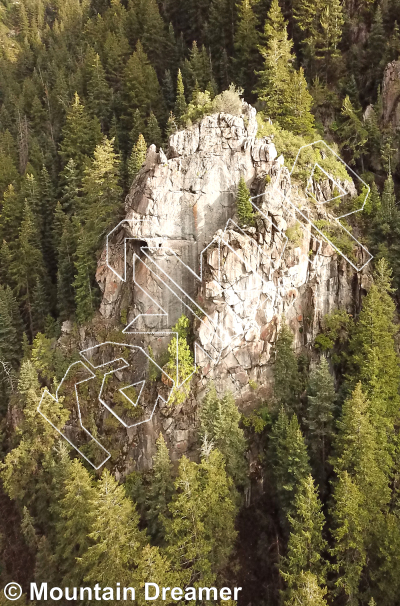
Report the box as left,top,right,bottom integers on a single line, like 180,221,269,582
272,322,303,414
164,449,237,585
270,408,311,523
165,315,194,406
236,176,254,227
286,221,303,247
128,133,147,183
315,308,353,351
281,475,327,590
145,434,174,544
199,383,247,486
304,357,336,482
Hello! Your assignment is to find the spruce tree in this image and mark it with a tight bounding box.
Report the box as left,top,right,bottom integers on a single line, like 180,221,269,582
129,109,146,151
380,172,397,224
57,216,76,320
145,433,174,544
128,134,147,183
11,201,47,337
174,69,187,126
199,383,247,486
86,51,111,130
281,475,327,589
59,93,102,177
123,41,164,124
54,459,96,586
236,176,254,226
304,357,336,481
146,112,163,148
284,571,329,606
80,469,145,588
270,408,311,522
60,158,81,215
233,0,259,94
273,323,303,414
32,277,50,335
0,286,20,370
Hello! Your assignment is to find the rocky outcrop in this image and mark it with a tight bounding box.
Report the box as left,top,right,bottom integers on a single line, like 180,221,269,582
93,102,369,473
382,60,400,128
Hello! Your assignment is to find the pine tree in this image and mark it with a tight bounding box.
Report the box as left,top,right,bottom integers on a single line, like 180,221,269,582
128,134,147,183
123,41,164,124
281,475,327,589
54,459,96,586
145,433,174,544
80,469,145,587
164,450,237,585
174,69,187,126
337,96,368,165
0,286,20,370
11,201,47,337
39,166,57,275
60,158,81,214
32,277,50,335
273,322,303,414
129,109,146,151
0,184,23,245
284,571,329,606
86,51,111,130
74,137,122,323
255,0,293,121
284,67,315,135
380,172,397,224
0,240,12,287
59,93,102,176
270,408,311,522
233,0,259,94
199,383,247,486
236,176,254,226
57,216,76,321
146,112,163,148
304,357,336,481
330,471,368,604
366,7,386,91
349,259,400,436
162,69,175,110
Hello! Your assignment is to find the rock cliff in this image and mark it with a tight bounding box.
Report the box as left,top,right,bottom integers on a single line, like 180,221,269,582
90,102,369,474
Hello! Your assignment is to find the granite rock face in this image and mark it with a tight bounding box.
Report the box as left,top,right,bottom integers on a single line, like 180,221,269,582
94,102,368,473
382,60,400,128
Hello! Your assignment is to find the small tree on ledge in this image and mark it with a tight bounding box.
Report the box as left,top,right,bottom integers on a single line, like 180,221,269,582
236,176,254,226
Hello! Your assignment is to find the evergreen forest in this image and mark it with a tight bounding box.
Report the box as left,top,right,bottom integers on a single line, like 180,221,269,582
1,0,400,605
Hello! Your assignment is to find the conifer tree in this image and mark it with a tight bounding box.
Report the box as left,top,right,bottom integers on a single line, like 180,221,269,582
39,166,57,274
59,93,102,176
0,240,12,287
11,202,47,337
338,96,368,165
123,41,164,124
57,216,76,320
145,434,174,544
350,259,400,435
0,286,20,370
199,383,247,486
86,51,111,130
270,408,311,522
60,158,81,215
234,0,259,94
304,357,336,480
164,450,237,585
128,134,147,183
80,469,145,588
54,459,96,586
146,112,163,148
32,277,50,335
162,69,175,110
284,67,315,135
273,323,303,414
281,475,327,588
284,571,329,606
0,184,23,245
380,172,397,224
129,109,146,151
174,69,187,126
236,176,254,226
74,137,122,323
